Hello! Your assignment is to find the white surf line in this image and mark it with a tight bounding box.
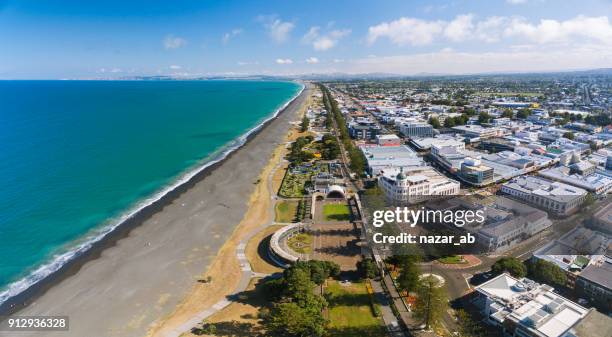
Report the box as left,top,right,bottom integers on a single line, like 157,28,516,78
0,83,305,310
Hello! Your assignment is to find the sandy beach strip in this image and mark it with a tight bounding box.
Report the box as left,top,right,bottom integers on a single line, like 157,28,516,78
0,83,311,337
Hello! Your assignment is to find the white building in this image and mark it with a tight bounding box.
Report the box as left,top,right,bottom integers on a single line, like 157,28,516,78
399,122,435,138
361,145,424,176
375,134,401,147
475,273,589,337
378,167,460,205
501,176,588,215
538,166,612,195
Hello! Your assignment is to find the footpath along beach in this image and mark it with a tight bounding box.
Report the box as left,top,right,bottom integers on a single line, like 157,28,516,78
2,83,312,337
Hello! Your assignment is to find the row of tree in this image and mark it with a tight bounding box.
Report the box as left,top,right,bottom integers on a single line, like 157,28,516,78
491,256,567,287
319,84,367,175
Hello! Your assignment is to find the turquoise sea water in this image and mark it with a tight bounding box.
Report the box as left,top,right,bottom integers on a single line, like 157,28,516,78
0,80,301,304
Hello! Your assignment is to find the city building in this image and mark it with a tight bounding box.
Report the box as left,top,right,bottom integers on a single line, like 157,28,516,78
452,124,505,140
348,117,381,140
475,273,590,337
377,167,460,205
426,196,552,253
461,157,495,185
360,145,424,176
539,166,612,195
590,201,612,235
375,134,401,146
576,258,612,313
409,136,464,152
399,122,435,138
501,176,588,215
533,227,610,288
477,197,552,253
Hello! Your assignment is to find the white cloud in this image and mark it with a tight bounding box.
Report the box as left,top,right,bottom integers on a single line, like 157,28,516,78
222,28,243,44
237,61,259,66
504,15,612,45
302,26,351,51
276,58,293,64
169,65,182,70
345,47,612,74
475,16,508,43
163,35,187,49
507,0,528,4
367,17,445,46
259,16,294,43
444,14,474,42
367,14,612,47
333,59,344,63
302,26,320,43
305,57,319,64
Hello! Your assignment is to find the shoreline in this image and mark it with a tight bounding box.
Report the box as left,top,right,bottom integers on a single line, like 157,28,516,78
146,94,311,337
0,81,305,317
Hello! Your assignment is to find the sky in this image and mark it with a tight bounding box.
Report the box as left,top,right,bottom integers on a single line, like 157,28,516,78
1,0,612,79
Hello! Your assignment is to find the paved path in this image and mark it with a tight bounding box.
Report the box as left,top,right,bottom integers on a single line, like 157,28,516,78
370,278,408,337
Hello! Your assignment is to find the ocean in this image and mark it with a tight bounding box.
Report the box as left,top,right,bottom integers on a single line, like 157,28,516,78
0,79,302,306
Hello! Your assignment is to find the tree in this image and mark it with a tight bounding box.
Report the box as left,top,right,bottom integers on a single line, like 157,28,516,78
263,302,327,337
300,115,310,132
478,111,491,124
414,276,448,330
501,109,514,119
283,266,316,305
348,146,367,174
464,107,476,116
528,259,567,287
428,116,441,129
357,258,378,279
517,108,532,119
563,132,575,140
455,114,469,125
444,117,456,128
491,257,527,278
397,259,420,296
456,309,484,337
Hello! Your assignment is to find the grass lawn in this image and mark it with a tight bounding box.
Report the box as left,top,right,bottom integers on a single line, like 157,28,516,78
325,280,386,337
438,255,467,264
275,200,299,223
287,232,312,254
323,204,351,222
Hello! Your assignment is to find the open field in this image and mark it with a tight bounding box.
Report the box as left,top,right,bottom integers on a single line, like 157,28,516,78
323,203,351,222
325,280,386,337
274,200,299,223
311,222,360,270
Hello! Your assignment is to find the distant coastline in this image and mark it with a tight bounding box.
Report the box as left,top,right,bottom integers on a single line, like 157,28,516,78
0,81,304,316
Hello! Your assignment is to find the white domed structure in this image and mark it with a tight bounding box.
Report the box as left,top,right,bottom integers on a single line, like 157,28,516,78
325,185,346,199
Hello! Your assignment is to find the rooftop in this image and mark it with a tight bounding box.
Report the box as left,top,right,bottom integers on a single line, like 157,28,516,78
476,273,589,337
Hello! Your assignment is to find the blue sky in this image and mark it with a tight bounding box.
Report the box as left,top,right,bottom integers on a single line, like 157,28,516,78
1,0,611,78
